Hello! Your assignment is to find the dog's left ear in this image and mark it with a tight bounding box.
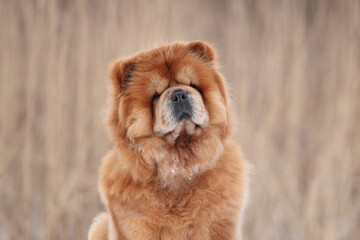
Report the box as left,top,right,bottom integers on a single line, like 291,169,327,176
187,41,216,62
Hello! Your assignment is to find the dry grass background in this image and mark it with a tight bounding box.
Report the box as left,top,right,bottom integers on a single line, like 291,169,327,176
0,0,359,239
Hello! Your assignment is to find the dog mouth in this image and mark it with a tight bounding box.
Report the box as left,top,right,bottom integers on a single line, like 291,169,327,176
162,119,202,145
178,112,191,121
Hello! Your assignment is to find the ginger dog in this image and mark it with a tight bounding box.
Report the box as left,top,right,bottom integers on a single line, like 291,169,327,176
88,41,248,240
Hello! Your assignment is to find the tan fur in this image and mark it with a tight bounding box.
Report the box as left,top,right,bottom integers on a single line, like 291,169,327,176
88,212,109,240
89,41,248,239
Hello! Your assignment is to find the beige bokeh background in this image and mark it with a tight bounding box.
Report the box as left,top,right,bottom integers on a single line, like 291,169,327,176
1,0,359,239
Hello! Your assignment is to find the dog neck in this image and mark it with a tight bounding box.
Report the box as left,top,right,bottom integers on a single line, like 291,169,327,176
114,128,224,188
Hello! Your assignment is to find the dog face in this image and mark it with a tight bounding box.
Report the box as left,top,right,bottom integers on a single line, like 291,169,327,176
108,41,231,145
106,42,234,184
152,76,209,136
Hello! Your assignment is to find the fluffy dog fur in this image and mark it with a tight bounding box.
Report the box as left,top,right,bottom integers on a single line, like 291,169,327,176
88,41,248,240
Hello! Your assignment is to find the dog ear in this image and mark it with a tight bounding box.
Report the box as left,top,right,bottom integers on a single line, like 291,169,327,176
109,58,136,92
187,41,216,62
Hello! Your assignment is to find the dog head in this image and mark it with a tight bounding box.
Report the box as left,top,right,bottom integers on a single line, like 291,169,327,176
108,41,231,141
106,41,233,183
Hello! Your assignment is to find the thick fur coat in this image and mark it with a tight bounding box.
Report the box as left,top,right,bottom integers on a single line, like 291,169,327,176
88,41,248,240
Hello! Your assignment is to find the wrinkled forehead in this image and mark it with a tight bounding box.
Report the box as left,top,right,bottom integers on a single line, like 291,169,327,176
149,67,197,93
134,55,200,93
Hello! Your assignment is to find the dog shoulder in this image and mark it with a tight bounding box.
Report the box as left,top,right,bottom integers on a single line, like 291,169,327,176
213,140,249,203
98,149,128,204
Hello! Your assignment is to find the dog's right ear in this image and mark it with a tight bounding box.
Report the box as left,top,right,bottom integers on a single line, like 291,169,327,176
109,58,136,92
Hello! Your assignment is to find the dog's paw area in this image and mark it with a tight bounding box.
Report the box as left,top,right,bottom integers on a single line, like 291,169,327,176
88,212,108,240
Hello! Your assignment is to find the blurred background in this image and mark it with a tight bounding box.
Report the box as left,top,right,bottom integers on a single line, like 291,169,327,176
1,0,359,239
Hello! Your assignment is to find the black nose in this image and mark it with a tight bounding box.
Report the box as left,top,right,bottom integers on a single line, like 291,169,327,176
171,89,192,121
171,89,188,102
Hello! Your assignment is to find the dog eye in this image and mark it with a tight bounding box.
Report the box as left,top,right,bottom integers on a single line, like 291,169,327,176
152,92,160,102
190,83,202,94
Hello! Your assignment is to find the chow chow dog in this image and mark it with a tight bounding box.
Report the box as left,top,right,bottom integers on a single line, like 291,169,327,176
88,41,249,240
